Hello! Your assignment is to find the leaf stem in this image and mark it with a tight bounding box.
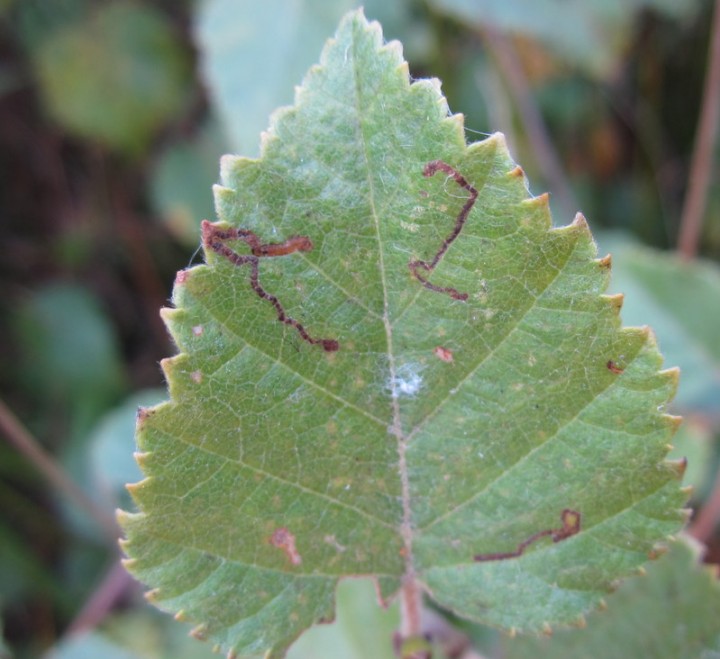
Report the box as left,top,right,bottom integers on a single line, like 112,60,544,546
677,0,720,260
0,397,119,541
400,574,422,639
482,26,577,219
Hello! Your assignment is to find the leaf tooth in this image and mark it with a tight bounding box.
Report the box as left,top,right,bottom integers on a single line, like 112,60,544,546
522,191,550,210
174,610,188,622
116,510,141,528
145,588,162,604
601,292,624,314
126,479,152,505
647,543,670,560
160,307,189,346
133,451,152,471
120,555,136,570
658,367,680,389
189,623,209,641
621,325,651,341
173,270,191,287
569,615,587,629
664,456,688,479
571,212,588,230
597,598,608,611
218,153,249,182
507,627,519,638
136,405,158,429
160,355,181,384
596,253,612,270
663,414,683,431
506,165,525,179
225,649,238,659
443,111,466,144
541,622,553,636
381,37,405,65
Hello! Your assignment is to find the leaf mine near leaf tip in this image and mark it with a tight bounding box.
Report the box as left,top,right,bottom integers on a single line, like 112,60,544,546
118,8,688,658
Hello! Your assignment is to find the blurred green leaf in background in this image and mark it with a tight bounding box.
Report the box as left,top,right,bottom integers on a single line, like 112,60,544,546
33,2,192,155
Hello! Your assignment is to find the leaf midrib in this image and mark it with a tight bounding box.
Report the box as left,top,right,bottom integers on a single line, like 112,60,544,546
346,27,415,581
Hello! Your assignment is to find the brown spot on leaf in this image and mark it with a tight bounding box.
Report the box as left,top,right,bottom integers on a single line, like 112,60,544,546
433,346,454,362
190,370,203,383
270,527,302,565
607,360,624,374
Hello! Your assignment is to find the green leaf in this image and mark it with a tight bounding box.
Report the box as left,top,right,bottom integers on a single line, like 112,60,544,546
121,10,686,657
12,282,125,417
287,578,399,659
501,536,720,658
33,2,191,155
426,0,700,77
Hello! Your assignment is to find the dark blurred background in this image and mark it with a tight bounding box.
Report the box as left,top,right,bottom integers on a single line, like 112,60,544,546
1,1,719,657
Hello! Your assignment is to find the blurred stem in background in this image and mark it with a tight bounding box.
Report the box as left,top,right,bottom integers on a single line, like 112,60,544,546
0,397,118,541
678,0,720,259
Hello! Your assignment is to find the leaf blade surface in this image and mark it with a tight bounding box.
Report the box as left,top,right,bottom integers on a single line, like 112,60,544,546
121,10,686,657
